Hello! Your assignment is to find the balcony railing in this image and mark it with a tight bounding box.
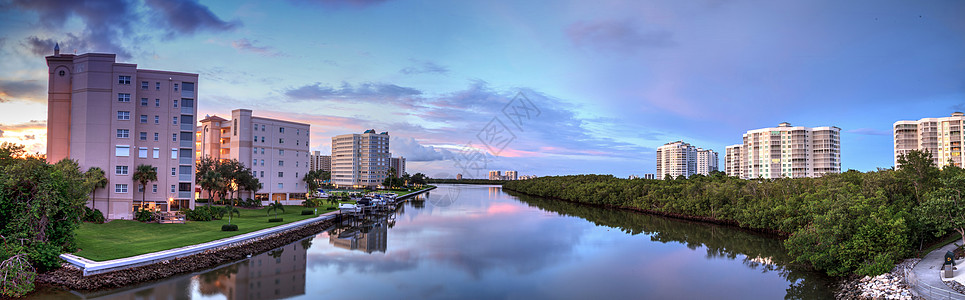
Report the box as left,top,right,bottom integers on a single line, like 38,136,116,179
179,174,192,182
180,140,193,148
178,191,192,199
179,157,193,165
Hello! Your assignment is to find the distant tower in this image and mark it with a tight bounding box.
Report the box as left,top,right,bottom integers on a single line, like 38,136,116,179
54,43,60,56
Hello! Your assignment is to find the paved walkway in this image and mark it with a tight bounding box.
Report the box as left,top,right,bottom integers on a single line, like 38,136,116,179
911,241,965,299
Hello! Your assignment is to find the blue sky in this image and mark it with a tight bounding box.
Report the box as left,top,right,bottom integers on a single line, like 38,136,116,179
0,0,963,178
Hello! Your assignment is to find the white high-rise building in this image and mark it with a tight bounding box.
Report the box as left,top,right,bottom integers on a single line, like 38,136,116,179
197,109,310,204
46,50,197,219
331,130,390,188
725,122,840,179
655,141,718,180
724,144,743,178
310,151,332,173
894,112,964,169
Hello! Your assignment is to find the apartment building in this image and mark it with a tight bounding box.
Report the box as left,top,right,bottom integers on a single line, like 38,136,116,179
45,49,197,219
389,156,406,177
488,170,502,180
725,122,841,179
894,112,965,168
310,151,332,173
504,170,518,180
655,141,718,179
331,130,390,188
724,144,743,177
197,109,310,203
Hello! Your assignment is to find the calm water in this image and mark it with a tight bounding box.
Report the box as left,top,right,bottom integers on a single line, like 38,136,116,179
38,184,835,299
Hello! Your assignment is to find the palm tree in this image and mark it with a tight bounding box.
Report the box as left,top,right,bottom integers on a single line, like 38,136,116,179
84,167,108,210
132,164,157,207
225,203,241,225
267,201,285,218
198,170,223,206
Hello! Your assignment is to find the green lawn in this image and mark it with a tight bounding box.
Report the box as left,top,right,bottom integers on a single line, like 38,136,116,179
74,205,336,261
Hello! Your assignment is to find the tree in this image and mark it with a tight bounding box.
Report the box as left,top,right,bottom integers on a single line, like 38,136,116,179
916,173,965,245
267,201,285,218
224,203,241,225
196,156,217,199
198,170,223,206
897,150,941,202
84,167,108,210
303,170,322,194
132,164,158,208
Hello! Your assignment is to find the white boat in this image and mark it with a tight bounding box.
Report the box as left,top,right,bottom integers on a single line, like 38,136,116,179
338,203,360,213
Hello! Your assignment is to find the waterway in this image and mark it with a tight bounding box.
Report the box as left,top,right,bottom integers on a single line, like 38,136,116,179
35,184,835,299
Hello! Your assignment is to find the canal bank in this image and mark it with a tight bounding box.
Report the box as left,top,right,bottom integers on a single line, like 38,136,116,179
40,186,435,292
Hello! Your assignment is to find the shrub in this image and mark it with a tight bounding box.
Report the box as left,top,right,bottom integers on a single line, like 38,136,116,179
244,198,261,208
210,206,227,220
196,198,209,204
134,208,154,222
268,217,283,222
301,209,314,215
184,206,213,221
221,224,238,231
0,254,36,298
83,207,105,224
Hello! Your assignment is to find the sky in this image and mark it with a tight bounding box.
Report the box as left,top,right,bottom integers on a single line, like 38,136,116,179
0,0,963,179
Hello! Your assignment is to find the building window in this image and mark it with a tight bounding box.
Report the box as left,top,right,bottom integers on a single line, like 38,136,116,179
118,75,131,85
138,147,148,158
141,81,148,90
140,98,147,106
260,159,265,166
156,82,160,90
115,184,128,193
296,172,299,178
280,127,285,133
115,165,128,175
253,148,257,155
116,129,129,138
260,171,264,177
118,93,131,102
254,135,258,142
173,100,178,108
174,83,179,91
297,129,300,135
140,115,147,123
139,132,147,140
261,148,265,154
278,183,284,189
172,133,177,142
279,149,284,156
138,184,144,193
153,148,159,159
152,184,158,193
171,185,176,192
253,159,258,166
171,149,177,159
278,172,283,178
296,140,299,146
182,82,194,92
155,99,160,107
154,132,159,141
171,168,176,176
261,137,265,142
262,125,266,131
279,138,284,144
173,116,178,125
154,116,159,124
116,145,130,156
296,162,299,167
279,160,284,166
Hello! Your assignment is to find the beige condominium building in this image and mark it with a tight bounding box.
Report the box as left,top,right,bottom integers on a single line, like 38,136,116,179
389,156,406,177
331,130,390,188
197,109,310,204
655,141,718,180
724,144,743,178
894,112,964,168
309,151,332,173
725,122,840,179
46,48,198,219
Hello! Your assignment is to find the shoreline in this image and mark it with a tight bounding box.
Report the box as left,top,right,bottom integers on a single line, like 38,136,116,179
36,186,434,293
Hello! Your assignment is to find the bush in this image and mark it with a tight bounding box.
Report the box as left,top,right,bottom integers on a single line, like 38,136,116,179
210,206,227,220
244,198,261,208
303,198,324,207
268,217,283,222
0,254,36,298
301,209,314,215
184,206,213,221
195,198,209,204
83,207,105,224
134,208,154,222
221,224,238,231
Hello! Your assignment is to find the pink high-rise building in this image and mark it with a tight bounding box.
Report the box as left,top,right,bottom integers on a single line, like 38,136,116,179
46,48,197,219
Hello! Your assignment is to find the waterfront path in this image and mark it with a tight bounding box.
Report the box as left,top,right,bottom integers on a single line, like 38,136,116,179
910,242,965,299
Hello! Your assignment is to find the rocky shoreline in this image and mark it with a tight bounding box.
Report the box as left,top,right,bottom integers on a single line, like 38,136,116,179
836,259,921,300
35,216,338,291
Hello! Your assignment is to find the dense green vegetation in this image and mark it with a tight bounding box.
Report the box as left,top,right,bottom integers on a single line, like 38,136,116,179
74,205,330,261
0,143,89,296
503,150,963,277
428,179,507,185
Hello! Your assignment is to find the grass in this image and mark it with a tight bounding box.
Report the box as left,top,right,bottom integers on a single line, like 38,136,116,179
74,205,336,261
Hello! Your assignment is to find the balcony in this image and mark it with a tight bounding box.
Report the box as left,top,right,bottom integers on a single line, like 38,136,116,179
179,157,193,165
181,106,193,115
179,174,192,182
178,191,192,199
180,123,193,131
180,140,193,148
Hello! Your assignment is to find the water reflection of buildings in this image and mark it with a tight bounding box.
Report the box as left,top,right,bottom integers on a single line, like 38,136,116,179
329,218,388,253
197,238,310,300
